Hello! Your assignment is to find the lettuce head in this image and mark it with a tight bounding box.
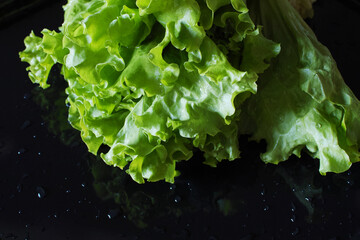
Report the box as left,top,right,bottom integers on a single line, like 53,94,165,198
19,0,360,183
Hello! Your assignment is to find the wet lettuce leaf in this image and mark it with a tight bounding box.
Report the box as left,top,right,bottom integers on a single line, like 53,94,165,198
240,0,360,174
20,0,279,183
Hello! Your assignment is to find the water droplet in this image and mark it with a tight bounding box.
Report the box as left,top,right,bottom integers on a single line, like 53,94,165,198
316,123,322,128
290,215,296,223
169,184,176,190
263,205,269,211
290,202,296,212
25,232,30,240
81,183,86,188
18,210,23,215
37,152,42,156
33,135,37,139
36,186,46,199
291,227,299,236
187,182,192,191
346,180,354,186
23,93,31,100
17,184,23,193
304,197,311,202
17,148,26,155
65,190,71,194
20,120,31,130
107,209,120,219
260,188,266,196
148,53,154,60
174,195,181,203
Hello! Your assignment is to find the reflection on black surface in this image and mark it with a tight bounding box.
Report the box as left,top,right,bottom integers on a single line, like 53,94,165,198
338,0,360,12
31,65,81,148
0,0,64,30
28,67,360,239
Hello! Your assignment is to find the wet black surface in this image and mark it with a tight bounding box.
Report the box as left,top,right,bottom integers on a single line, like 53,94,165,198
0,0,60,28
0,0,360,239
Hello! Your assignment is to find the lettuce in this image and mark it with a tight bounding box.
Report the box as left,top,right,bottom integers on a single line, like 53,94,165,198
288,0,316,18
20,0,279,183
19,0,360,183
240,0,360,174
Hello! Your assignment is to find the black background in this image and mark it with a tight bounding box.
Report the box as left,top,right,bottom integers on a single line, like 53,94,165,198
0,0,360,239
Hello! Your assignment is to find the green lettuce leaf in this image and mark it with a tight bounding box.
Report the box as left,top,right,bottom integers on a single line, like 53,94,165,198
240,0,360,173
20,0,280,183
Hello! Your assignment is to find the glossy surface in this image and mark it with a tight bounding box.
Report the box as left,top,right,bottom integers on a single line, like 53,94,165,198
0,0,359,239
